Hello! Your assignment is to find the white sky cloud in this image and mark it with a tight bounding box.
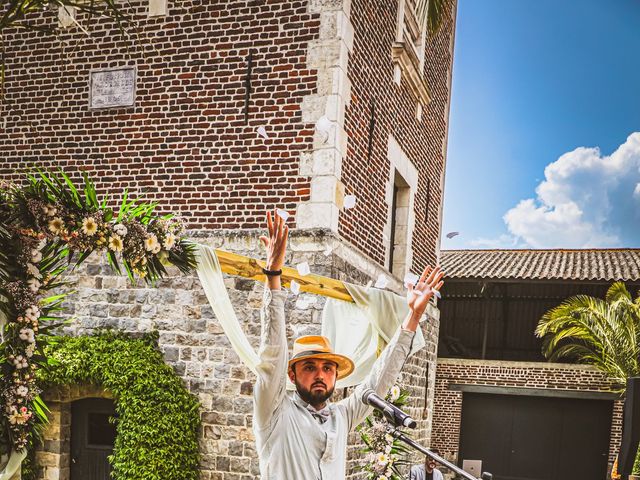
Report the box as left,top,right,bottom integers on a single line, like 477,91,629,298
469,234,523,249
482,133,640,248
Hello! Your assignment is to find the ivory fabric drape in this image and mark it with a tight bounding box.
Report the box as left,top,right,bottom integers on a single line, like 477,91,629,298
195,245,424,388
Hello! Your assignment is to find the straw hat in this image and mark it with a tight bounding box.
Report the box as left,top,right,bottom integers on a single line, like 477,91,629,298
288,335,354,380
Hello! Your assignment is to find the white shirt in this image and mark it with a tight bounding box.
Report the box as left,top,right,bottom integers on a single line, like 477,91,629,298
409,464,445,480
253,288,417,480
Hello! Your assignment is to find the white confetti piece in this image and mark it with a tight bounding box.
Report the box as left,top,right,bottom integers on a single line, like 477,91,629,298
446,231,460,239
290,280,300,295
364,280,373,291
323,246,333,256
343,195,357,210
315,116,333,144
296,262,311,276
374,274,389,289
257,126,269,139
276,209,290,222
404,272,419,288
315,116,332,134
433,289,442,299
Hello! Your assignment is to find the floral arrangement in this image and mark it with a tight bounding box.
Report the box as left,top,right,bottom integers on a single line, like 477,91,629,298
358,385,412,480
0,170,197,453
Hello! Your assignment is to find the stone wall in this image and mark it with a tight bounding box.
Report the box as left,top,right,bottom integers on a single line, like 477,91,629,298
33,229,440,479
432,358,624,472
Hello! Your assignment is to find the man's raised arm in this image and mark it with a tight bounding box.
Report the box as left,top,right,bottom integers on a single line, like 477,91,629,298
253,211,289,430
340,266,445,431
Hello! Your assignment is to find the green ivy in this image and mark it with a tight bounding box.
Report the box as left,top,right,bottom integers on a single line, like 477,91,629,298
26,331,200,480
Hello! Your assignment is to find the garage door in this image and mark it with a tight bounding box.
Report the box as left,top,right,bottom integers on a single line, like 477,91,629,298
459,392,612,480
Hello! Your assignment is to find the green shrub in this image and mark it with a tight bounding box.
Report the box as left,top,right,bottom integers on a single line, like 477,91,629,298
27,331,200,480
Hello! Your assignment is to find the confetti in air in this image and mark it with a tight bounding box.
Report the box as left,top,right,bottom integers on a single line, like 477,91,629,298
257,126,269,139
290,280,301,295
296,262,311,276
276,209,290,222
315,116,333,143
446,231,460,239
403,272,419,288
343,195,357,210
374,274,389,289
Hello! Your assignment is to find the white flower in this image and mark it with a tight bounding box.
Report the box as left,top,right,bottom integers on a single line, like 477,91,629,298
13,355,28,369
163,233,176,250
389,385,401,402
25,344,35,358
378,476,388,480
48,217,64,234
108,235,124,252
19,328,35,343
376,453,389,466
46,205,57,217
25,306,40,321
82,217,98,236
144,234,159,252
27,278,41,293
16,386,28,397
30,250,42,263
113,223,128,237
26,263,42,279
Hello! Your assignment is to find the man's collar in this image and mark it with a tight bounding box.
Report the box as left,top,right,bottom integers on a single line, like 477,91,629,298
292,392,332,423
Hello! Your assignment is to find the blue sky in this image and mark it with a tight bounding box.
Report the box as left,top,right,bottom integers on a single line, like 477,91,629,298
440,0,640,250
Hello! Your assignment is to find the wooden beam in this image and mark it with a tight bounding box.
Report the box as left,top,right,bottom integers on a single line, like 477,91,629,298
214,249,354,303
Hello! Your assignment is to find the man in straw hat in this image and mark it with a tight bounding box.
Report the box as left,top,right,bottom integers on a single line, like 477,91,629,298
254,211,444,479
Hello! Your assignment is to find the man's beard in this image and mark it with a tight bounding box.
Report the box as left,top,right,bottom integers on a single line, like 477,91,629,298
295,380,335,406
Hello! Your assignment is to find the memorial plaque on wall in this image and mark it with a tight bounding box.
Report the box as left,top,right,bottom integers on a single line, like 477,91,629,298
89,67,136,109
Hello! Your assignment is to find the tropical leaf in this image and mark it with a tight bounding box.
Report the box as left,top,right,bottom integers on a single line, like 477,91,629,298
536,283,640,390
413,0,450,37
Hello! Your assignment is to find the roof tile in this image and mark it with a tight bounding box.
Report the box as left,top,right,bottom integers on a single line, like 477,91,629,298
439,249,640,281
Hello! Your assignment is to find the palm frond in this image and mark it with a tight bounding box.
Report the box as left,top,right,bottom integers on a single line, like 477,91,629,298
537,284,640,386
413,0,450,37
606,281,632,304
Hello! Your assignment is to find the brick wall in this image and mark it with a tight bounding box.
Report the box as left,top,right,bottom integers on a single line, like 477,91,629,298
432,358,624,471
0,0,456,270
0,0,319,229
339,0,456,268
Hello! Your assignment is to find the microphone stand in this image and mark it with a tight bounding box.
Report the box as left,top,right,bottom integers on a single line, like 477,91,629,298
387,426,493,480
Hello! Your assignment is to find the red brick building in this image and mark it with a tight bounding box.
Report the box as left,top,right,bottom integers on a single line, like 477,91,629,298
0,1,457,478
434,249,640,480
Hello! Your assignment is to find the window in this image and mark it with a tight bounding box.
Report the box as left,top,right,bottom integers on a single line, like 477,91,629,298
392,0,431,109
388,171,411,276
385,135,418,277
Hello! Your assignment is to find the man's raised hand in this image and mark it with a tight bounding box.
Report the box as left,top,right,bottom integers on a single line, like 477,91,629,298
259,210,289,272
407,266,444,318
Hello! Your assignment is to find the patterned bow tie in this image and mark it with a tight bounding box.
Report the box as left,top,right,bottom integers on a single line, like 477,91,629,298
306,404,331,424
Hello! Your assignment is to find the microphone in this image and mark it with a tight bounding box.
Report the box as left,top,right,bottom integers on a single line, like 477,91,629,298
361,388,417,429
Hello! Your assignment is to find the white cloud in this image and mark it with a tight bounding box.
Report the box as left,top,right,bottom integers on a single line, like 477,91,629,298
469,234,523,249
493,133,640,248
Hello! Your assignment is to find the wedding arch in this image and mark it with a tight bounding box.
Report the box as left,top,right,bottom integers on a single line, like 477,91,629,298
0,170,197,473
